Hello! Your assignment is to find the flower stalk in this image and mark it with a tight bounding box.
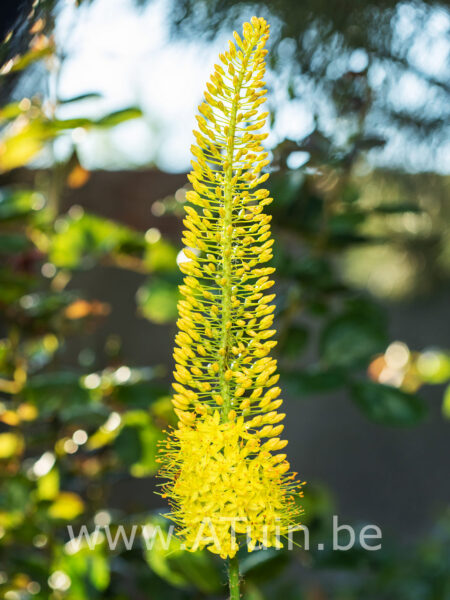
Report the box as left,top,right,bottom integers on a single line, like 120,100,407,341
228,556,240,600
157,15,304,598
219,35,251,418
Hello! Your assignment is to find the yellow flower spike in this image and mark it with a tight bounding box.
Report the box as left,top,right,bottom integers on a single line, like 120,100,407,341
158,16,303,567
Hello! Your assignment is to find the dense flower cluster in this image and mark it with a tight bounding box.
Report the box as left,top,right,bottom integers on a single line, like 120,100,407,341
158,16,303,559
160,412,301,558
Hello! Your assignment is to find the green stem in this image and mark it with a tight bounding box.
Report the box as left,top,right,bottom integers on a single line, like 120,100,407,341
220,37,256,600
228,555,240,600
219,46,253,420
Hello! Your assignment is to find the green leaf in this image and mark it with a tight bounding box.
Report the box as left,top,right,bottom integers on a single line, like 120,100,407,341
417,350,450,384
113,381,168,409
0,432,24,459
114,424,141,465
52,536,110,597
46,108,143,133
312,527,387,569
0,189,44,221
137,278,179,324
243,582,267,600
151,395,177,425
89,552,110,591
282,368,346,395
95,107,143,127
114,411,164,477
48,491,84,520
0,233,31,254
0,106,142,172
329,211,366,235
0,120,48,171
240,548,290,582
279,325,309,358
14,291,75,319
23,333,59,372
344,297,386,326
22,371,102,422
144,238,178,273
0,477,31,529
144,517,222,594
299,483,334,527
351,381,427,425
373,203,422,214
50,212,144,268
0,268,36,304
289,256,337,291
1,45,54,75
327,232,384,248
81,365,166,409
0,101,25,122
59,93,102,104
36,468,60,501
249,581,304,600
320,313,387,368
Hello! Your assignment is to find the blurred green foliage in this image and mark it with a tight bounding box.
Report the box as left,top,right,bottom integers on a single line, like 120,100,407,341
0,3,449,600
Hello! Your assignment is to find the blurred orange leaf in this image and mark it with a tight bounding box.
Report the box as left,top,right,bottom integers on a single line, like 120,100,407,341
0,411,20,426
67,164,90,189
64,299,110,320
30,19,46,34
